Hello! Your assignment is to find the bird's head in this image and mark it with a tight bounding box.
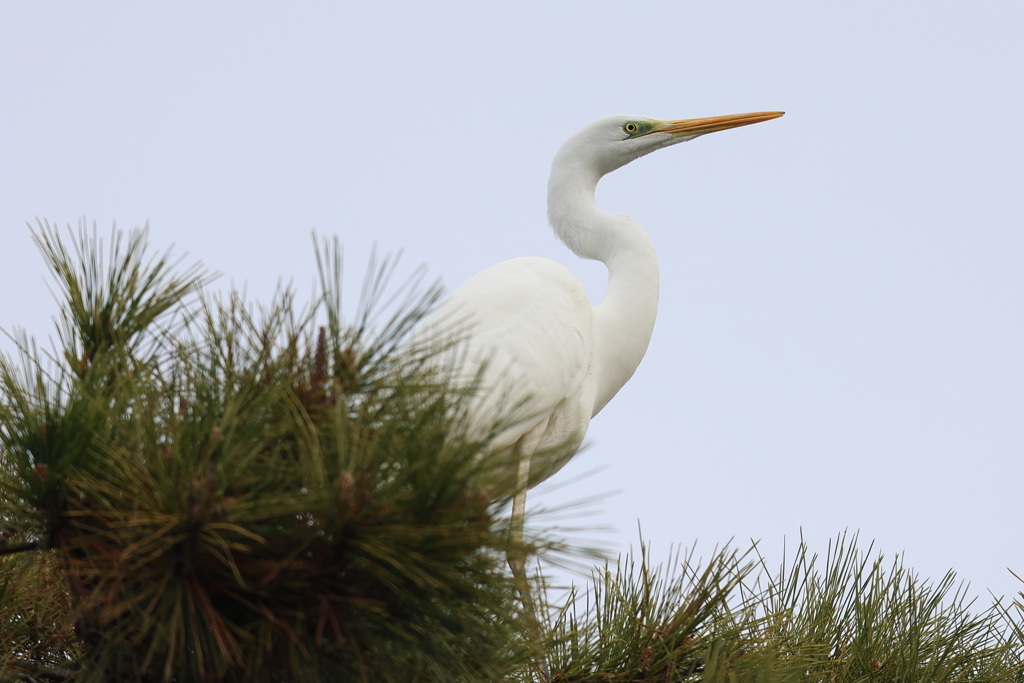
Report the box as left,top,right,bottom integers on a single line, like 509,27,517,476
557,111,784,177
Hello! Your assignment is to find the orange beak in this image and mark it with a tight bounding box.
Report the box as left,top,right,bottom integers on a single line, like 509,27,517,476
656,111,784,137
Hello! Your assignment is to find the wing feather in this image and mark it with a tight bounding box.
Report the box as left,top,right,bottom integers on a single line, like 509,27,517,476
416,256,594,450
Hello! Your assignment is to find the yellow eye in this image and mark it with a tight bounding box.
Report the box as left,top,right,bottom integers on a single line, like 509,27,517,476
623,122,639,134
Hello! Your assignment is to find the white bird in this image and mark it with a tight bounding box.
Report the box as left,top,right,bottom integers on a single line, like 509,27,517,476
417,111,783,584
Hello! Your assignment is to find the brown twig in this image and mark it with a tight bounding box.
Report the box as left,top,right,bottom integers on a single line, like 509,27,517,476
2,661,78,681
0,541,39,556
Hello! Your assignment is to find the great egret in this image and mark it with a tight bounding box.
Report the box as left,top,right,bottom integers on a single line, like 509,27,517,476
418,111,783,583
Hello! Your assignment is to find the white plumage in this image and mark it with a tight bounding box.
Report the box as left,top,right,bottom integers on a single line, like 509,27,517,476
421,256,597,487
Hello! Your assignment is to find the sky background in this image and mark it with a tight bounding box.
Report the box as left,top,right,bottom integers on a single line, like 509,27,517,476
1,3,1022,603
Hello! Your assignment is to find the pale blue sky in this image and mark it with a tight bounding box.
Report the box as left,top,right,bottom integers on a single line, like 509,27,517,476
2,2,1022,600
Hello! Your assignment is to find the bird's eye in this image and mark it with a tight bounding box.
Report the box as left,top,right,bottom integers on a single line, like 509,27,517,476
623,122,639,134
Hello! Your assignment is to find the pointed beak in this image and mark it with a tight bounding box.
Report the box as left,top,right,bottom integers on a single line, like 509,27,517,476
655,111,784,138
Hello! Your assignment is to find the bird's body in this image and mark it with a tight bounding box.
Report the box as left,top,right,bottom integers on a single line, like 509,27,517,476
422,255,598,486
415,111,783,607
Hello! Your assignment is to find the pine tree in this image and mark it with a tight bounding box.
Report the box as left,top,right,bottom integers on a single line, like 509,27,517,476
2,223,1023,682
1,222,536,681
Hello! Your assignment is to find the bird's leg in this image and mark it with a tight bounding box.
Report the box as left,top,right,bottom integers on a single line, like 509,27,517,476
507,448,530,578
507,450,550,683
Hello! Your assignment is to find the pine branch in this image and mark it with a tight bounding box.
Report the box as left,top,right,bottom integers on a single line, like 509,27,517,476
0,541,38,556
2,224,535,681
1,662,77,681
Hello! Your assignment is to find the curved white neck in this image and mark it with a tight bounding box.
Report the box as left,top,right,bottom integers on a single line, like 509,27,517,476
547,153,660,416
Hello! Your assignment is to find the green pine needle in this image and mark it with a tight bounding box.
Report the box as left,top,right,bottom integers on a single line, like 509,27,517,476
2,223,1023,683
